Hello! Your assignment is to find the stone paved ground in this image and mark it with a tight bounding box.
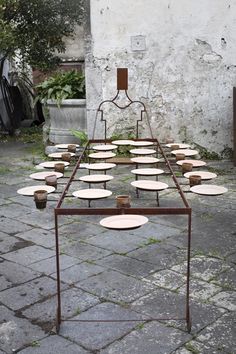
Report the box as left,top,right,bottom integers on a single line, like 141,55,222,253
0,138,235,353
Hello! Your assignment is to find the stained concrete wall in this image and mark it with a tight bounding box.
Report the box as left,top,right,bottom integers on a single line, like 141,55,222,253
85,0,236,156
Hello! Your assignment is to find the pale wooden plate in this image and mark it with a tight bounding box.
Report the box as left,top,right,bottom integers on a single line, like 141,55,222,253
131,168,164,176
29,171,63,180
131,180,168,191
86,163,116,170
176,159,206,167
55,144,79,149
17,185,55,196
171,149,198,157
92,144,118,151
112,140,133,145
190,185,228,195
131,157,159,164
130,148,156,155
39,161,70,168
48,152,75,158
166,143,190,149
89,152,116,159
100,214,148,230
184,171,217,180
130,141,154,147
79,175,114,183
72,189,112,199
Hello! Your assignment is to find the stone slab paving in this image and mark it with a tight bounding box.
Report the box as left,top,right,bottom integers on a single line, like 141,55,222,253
28,254,81,275
2,245,55,266
0,276,66,311
16,228,56,248
100,321,191,354
0,140,235,353
61,241,112,261
0,305,46,354
0,216,32,235
51,261,105,284
22,287,100,329
17,335,89,354
59,302,144,351
97,254,157,278
0,259,40,288
77,269,155,303
127,242,186,269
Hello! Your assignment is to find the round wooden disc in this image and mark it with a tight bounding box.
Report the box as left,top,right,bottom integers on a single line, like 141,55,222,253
17,185,55,196
39,161,70,168
72,189,112,200
29,171,63,180
130,141,154,147
171,149,198,157
92,144,118,151
184,171,217,180
86,163,116,170
55,144,79,149
166,143,190,149
130,148,156,155
112,140,133,145
131,168,164,176
100,214,148,230
89,152,116,159
131,180,168,191
190,185,228,196
131,157,159,164
79,174,114,183
48,152,75,158
176,159,206,167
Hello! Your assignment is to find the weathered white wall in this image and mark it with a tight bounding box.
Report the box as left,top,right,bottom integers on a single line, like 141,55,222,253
61,25,85,61
86,0,236,157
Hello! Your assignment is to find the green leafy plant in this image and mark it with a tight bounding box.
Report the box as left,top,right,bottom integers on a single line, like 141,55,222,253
71,129,88,146
35,70,85,106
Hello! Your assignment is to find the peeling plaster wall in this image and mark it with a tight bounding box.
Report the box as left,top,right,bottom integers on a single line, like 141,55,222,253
86,0,236,156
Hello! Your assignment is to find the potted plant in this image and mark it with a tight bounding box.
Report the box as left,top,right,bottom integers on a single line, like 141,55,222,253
36,70,86,144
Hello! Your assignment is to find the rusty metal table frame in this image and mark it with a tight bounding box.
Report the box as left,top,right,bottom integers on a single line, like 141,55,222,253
54,138,192,333
54,68,192,333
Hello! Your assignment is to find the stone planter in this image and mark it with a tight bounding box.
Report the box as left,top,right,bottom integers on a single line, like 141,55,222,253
47,99,86,144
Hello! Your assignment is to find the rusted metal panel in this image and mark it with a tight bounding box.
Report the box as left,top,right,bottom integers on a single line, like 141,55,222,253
117,68,128,90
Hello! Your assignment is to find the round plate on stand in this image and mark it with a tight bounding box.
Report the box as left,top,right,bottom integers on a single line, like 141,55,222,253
48,152,75,159
17,185,55,196
92,144,118,151
86,163,116,171
131,157,159,164
72,189,112,200
190,185,228,196
176,159,206,167
39,161,70,168
166,143,190,149
130,141,154,147
112,140,133,146
100,214,148,230
89,152,116,159
55,144,79,149
131,180,168,191
79,175,113,183
131,168,164,176
171,149,198,157
29,171,63,180
130,148,156,155
184,171,217,180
